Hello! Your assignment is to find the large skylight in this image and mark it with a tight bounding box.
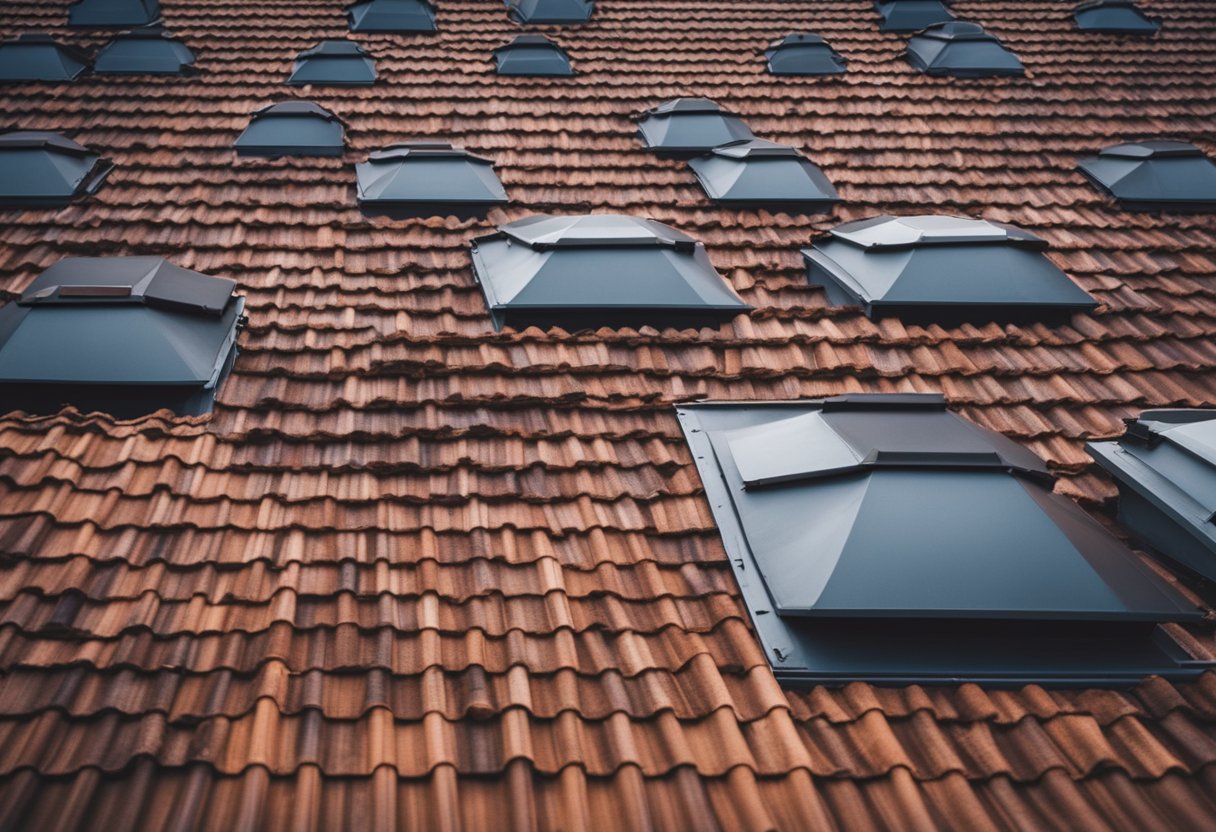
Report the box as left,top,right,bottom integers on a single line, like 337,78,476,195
0,131,113,208
0,33,90,82
1078,140,1216,212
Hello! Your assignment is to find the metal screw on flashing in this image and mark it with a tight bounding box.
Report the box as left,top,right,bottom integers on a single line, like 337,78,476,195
772,646,789,663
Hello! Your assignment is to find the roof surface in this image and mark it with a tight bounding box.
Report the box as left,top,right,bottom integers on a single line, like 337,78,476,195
2,0,1216,829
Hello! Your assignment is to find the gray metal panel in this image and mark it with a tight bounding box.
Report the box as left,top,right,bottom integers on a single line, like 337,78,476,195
906,22,1025,78
1078,142,1216,210
493,36,574,76
496,214,698,248
0,131,112,207
688,141,840,209
356,144,507,207
0,35,90,82
636,99,754,155
236,103,345,157
346,0,437,32
874,0,955,32
1074,0,1159,33
93,29,195,75
505,0,594,24
764,34,847,76
68,0,160,28
289,41,376,86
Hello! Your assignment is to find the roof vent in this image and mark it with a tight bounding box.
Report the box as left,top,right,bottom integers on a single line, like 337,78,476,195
764,33,847,75
0,131,113,208
688,139,840,211
0,33,90,82
1089,410,1216,581
492,35,574,76
678,394,1208,685
288,40,376,86
906,21,1024,77
874,0,955,32
1078,140,1216,212
356,142,508,218
235,102,346,158
93,26,196,75
635,98,755,157
1074,0,1159,33
67,0,160,28
505,0,594,24
801,215,1096,324
345,0,437,33
0,256,245,417
470,214,751,331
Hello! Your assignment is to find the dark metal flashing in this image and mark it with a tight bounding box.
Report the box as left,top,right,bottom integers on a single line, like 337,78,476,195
874,0,955,33
1078,140,1216,212
0,33,91,82
0,130,113,208
288,40,376,86
764,33,847,76
67,0,160,28
1074,0,1160,33
635,98,755,157
687,139,841,211
905,21,1025,78
235,102,346,158
505,0,594,25
346,0,437,33
93,26,197,76
493,35,575,76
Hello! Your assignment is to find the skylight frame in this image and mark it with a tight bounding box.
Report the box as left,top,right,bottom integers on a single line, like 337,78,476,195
492,35,575,77
0,33,91,82
0,131,114,208
288,40,377,87
234,101,347,158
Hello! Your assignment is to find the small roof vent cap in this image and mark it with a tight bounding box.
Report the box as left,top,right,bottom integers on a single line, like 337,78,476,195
492,35,575,76
93,26,197,76
1079,140,1216,211
0,130,113,207
688,139,841,211
0,32,91,82
764,32,847,76
905,20,1025,77
874,0,955,32
1074,0,1160,33
67,0,161,28
635,97,755,156
235,101,346,158
345,0,437,33
505,0,594,24
289,40,377,86
356,141,508,217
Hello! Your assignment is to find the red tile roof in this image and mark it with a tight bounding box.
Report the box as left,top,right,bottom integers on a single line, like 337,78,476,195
2,0,1216,827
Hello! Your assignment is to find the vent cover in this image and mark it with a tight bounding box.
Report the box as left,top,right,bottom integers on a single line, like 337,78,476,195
505,0,594,25
235,102,346,158
678,394,1208,686
801,215,1096,324
93,26,196,75
67,0,160,28
288,40,376,86
492,35,574,76
1088,410,1216,582
688,139,840,211
764,33,847,76
1078,140,1216,212
0,256,245,417
1074,0,1160,33
0,131,113,208
470,214,751,331
635,98,755,157
906,21,1024,77
0,33,90,82
874,0,955,32
356,142,508,218
345,0,437,33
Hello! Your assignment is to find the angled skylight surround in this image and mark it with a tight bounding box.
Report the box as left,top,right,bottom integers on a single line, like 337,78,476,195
493,35,574,76
288,40,376,86
0,256,245,417
1078,140,1216,212
1074,0,1160,33
0,131,113,208
505,0,594,25
345,0,437,33
635,98,755,157
470,214,751,331
764,33,847,76
93,26,196,76
1088,410,1216,582
67,0,160,28
0,33,90,82
687,139,840,211
906,21,1024,78
802,215,1096,324
235,102,346,158
678,393,1208,685
874,0,955,32
356,142,508,217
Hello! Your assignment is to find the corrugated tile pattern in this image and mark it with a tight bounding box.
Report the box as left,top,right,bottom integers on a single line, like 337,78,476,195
2,0,1216,828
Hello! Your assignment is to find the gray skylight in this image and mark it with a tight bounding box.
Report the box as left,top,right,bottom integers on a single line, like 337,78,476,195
356,142,508,217
493,35,574,76
0,131,113,208
764,33,847,76
1078,140,1216,212
469,214,751,331
93,26,196,76
874,0,955,32
0,256,245,417
505,0,594,25
905,21,1024,77
288,40,376,86
687,139,840,211
1074,0,1160,33
801,215,1096,324
67,0,160,28
346,0,437,33
235,102,346,158
0,33,90,82
678,393,1208,685
635,98,755,157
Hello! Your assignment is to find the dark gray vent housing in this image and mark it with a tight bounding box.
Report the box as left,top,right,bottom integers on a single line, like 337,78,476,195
906,21,1024,77
874,0,955,32
0,256,245,417
235,102,346,158
764,34,847,76
1074,0,1160,33
679,393,1208,686
0,33,90,82
635,98,755,157
346,0,437,33
802,215,1095,324
288,41,376,86
0,131,113,208
1078,141,1216,212
688,140,840,211
505,0,594,25
356,142,508,219
1088,410,1216,582
470,214,751,331
492,35,574,76
94,27,196,75
67,0,160,28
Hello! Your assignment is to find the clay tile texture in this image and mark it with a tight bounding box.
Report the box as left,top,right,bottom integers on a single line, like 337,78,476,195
2,0,1216,829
